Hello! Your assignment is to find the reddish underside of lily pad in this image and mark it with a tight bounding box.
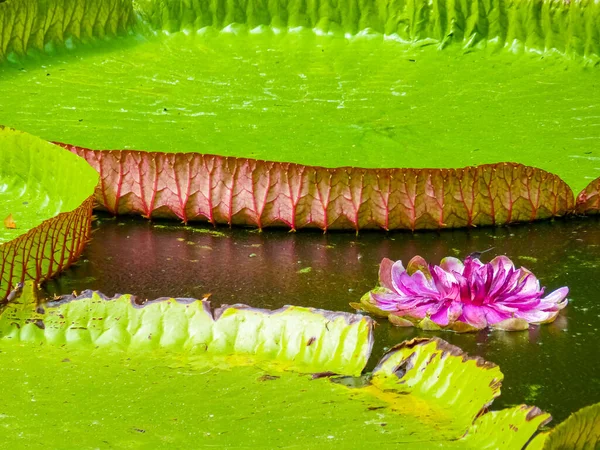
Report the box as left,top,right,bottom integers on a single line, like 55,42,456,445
575,176,600,216
58,143,577,231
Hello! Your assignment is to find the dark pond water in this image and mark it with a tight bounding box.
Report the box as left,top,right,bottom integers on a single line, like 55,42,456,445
43,214,600,423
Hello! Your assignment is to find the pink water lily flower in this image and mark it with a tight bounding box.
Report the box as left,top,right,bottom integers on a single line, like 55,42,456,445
362,255,568,331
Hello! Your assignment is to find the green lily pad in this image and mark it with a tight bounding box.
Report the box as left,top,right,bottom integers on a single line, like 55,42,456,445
6,30,598,192
0,127,98,300
0,0,135,61
0,0,598,229
1,284,374,375
527,403,600,449
0,286,553,447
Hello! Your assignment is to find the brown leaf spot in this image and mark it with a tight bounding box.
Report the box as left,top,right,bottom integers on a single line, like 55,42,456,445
257,374,280,382
311,372,337,380
3,214,16,229
525,406,545,422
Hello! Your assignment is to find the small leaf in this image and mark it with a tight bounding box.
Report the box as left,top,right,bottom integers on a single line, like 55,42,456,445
491,318,530,331
418,317,442,330
388,314,414,327
447,321,481,333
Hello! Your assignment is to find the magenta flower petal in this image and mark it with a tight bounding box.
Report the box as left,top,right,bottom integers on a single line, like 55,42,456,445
514,309,559,324
490,255,515,271
431,266,458,294
400,303,437,320
447,301,463,322
430,305,452,326
429,301,463,327
366,254,569,332
541,287,569,307
398,271,439,297
379,258,395,290
390,260,407,293
460,304,488,329
482,306,512,325
370,291,406,311
440,257,464,274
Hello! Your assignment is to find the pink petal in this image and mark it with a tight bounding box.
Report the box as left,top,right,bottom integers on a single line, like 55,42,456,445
431,266,460,297
440,257,464,274
406,255,432,278
390,260,407,293
379,258,396,290
460,304,488,329
463,256,484,279
430,304,451,326
490,255,516,271
429,301,462,327
400,271,439,297
514,309,558,324
448,301,463,322
370,291,404,311
538,299,568,312
542,287,569,306
482,306,512,325
394,297,438,311
494,298,539,313
512,273,541,296
400,303,437,320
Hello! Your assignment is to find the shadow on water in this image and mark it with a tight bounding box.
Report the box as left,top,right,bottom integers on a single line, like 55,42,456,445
44,214,600,422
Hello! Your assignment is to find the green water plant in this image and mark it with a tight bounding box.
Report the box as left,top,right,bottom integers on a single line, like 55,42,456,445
1,284,374,375
0,127,98,300
528,403,600,449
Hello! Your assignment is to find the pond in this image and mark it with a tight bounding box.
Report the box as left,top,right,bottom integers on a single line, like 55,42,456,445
44,213,600,424
2,0,600,445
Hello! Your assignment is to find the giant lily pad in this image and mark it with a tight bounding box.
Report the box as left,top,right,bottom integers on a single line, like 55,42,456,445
528,403,600,449
1,0,598,229
575,177,600,216
0,0,135,61
0,128,98,300
1,285,374,375
0,285,556,447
